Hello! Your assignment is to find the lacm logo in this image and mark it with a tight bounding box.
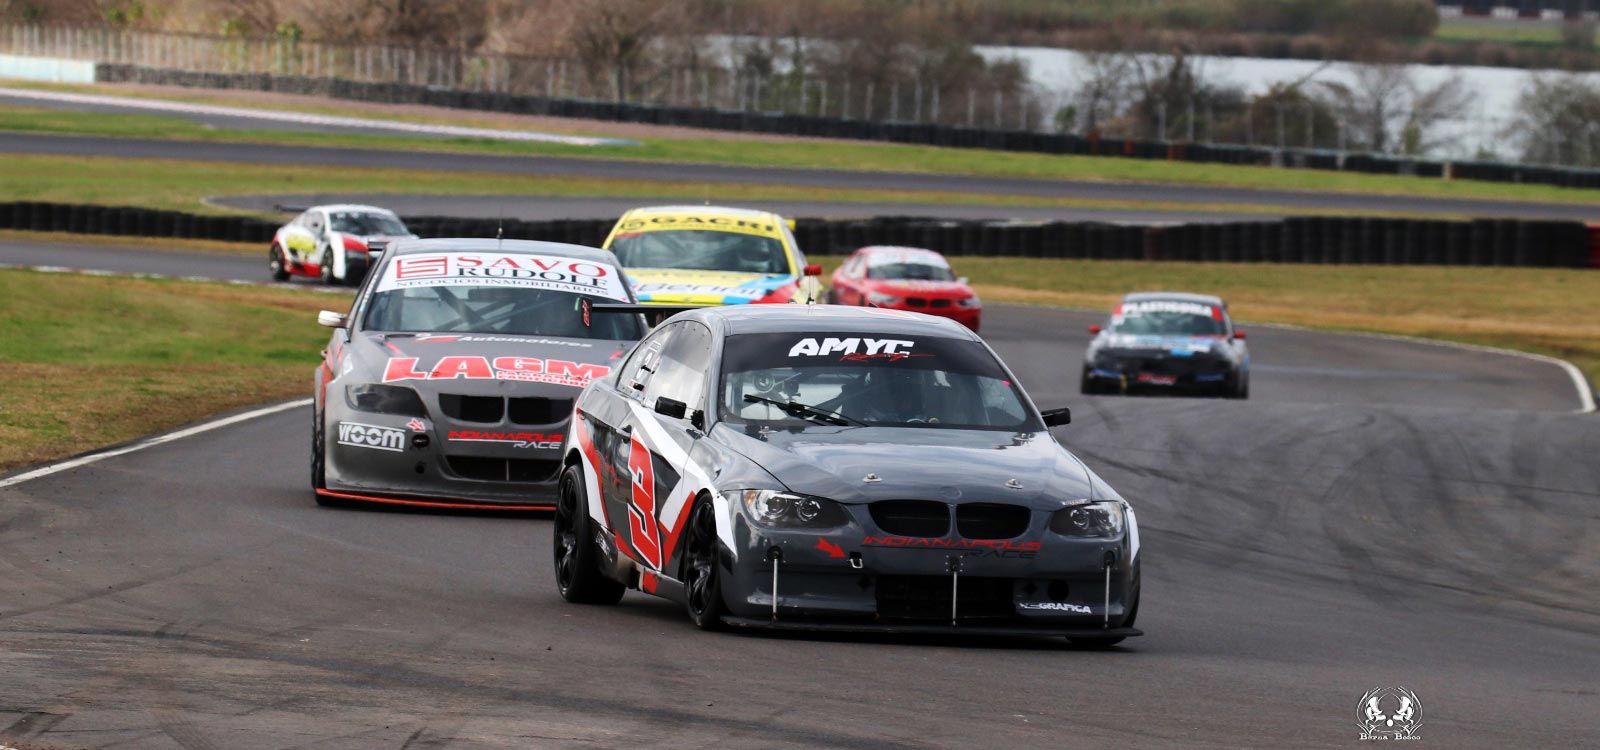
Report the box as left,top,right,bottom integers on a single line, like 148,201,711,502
337,422,406,452
788,337,914,357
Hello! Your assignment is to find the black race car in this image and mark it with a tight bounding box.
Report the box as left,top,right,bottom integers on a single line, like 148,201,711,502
310,238,653,510
553,305,1142,645
1081,292,1250,398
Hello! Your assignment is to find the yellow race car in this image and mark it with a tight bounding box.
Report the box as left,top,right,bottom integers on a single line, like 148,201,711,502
602,205,823,306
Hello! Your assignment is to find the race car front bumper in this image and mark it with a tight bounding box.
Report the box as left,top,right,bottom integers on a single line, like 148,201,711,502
323,408,563,507
1084,355,1236,395
719,513,1140,634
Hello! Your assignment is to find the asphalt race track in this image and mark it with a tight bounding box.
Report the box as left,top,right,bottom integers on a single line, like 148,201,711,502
210,193,1266,224
8,131,1600,222
1,238,1596,748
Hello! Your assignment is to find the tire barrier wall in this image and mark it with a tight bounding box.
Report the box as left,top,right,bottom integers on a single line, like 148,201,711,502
2,201,1595,268
95,63,1600,192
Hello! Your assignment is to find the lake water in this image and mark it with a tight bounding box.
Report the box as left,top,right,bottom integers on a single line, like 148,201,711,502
977,44,1588,159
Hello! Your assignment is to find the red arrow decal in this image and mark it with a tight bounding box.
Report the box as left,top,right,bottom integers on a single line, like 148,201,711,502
815,537,846,559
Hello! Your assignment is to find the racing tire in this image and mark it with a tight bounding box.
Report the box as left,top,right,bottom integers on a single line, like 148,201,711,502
553,465,626,605
681,498,726,630
1079,368,1104,396
1067,579,1138,649
1225,371,1250,400
342,254,366,287
319,257,336,286
269,245,290,282
311,405,342,507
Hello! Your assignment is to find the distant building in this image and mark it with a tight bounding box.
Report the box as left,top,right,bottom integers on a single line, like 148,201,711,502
1440,1,1599,20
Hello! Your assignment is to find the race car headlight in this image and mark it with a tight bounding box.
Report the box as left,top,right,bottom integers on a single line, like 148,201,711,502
1049,501,1125,538
866,292,901,306
956,294,981,308
345,383,427,417
726,490,848,529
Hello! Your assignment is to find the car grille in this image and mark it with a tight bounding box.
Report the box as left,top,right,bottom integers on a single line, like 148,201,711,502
904,297,927,307
869,500,950,537
929,298,951,309
508,397,571,425
876,575,1014,620
439,394,504,423
956,503,1031,539
445,455,561,483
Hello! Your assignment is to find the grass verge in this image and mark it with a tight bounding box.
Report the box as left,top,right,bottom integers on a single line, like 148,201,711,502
0,269,348,472
0,153,1342,218
3,98,1600,207
815,255,1600,388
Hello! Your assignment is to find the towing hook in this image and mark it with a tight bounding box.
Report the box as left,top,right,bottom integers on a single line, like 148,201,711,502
848,551,863,570
767,546,783,622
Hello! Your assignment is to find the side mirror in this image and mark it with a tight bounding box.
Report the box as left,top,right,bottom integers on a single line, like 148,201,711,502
1088,325,1101,334
654,396,688,420
803,263,823,277
1234,330,1247,340
317,310,348,328
957,276,969,285
1041,407,1071,427
785,218,797,230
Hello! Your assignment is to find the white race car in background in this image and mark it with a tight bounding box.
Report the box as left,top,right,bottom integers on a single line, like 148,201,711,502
269,204,417,285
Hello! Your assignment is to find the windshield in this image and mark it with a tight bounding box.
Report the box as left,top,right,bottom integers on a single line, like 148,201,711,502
364,287,641,339
362,251,641,340
867,262,955,281
1111,300,1226,336
330,211,409,236
719,332,1039,431
610,230,790,275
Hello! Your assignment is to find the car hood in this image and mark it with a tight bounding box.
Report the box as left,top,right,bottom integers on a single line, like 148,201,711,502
711,424,1110,510
628,268,798,305
337,232,419,245
1098,333,1225,356
342,331,631,397
870,279,972,297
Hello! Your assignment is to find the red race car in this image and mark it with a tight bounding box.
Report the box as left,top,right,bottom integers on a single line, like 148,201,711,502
827,246,981,331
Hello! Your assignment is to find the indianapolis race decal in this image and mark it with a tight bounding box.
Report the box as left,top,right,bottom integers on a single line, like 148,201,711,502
376,252,631,301
446,430,562,450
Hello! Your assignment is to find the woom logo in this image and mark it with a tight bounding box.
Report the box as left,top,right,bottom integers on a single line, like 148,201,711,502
337,422,405,452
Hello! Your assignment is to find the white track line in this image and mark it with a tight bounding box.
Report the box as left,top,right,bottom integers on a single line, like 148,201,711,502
1251,320,1596,414
0,262,352,293
0,86,634,146
0,399,312,489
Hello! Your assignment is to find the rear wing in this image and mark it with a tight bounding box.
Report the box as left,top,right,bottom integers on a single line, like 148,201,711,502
590,302,712,327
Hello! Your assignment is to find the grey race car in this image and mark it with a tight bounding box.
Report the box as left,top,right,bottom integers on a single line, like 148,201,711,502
553,305,1142,645
310,238,652,510
1080,292,1250,398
